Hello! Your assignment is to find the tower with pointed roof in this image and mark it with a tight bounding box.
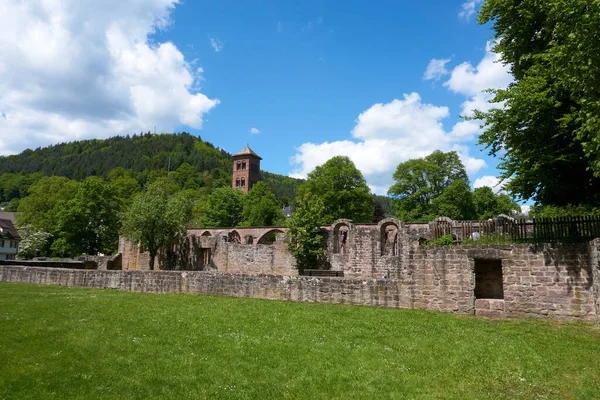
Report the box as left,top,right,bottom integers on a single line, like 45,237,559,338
232,146,262,193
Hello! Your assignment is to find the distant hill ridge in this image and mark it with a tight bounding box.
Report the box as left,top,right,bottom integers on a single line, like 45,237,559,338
0,132,303,200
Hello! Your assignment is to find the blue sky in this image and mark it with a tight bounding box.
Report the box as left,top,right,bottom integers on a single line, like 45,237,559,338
0,0,512,195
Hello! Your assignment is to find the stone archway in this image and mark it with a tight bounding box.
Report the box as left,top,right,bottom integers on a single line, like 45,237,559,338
332,220,352,255
378,219,402,256
257,229,285,245
228,230,241,244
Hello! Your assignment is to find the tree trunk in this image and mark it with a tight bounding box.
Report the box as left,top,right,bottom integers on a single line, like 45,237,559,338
149,250,156,271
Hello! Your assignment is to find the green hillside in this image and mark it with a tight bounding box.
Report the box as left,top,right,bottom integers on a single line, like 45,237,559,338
0,132,303,204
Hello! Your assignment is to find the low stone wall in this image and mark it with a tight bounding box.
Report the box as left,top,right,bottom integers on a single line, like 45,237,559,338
1,265,598,322
0,266,416,310
410,243,596,320
590,239,600,324
0,260,96,269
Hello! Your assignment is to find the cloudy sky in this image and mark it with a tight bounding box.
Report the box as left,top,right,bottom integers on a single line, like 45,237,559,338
0,0,511,195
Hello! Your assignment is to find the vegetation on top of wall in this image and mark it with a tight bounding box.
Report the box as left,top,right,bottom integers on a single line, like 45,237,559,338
388,151,521,222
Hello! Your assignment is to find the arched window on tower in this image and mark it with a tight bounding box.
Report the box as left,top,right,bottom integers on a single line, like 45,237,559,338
242,161,247,170
236,161,241,170
241,177,246,187
236,179,240,187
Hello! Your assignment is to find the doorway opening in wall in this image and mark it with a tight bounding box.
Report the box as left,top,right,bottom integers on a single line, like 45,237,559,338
201,248,211,267
474,259,504,299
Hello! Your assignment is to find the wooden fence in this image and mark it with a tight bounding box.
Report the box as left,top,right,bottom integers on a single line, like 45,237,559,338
430,216,600,243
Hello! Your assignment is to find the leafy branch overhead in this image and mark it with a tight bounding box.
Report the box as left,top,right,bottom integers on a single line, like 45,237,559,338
475,0,600,206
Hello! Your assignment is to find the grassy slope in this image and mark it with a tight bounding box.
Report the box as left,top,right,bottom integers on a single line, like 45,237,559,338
0,283,599,400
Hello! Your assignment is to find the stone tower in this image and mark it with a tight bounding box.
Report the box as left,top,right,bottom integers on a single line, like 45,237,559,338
232,146,262,193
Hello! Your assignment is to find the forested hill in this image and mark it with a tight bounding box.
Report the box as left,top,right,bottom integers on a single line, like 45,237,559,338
0,132,303,203
0,133,229,179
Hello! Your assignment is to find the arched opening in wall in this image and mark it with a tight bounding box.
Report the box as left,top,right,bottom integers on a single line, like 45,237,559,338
257,229,285,245
474,259,504,299
201,231,212,237
333,224,350,255
380,222,399,256
228,230,241,244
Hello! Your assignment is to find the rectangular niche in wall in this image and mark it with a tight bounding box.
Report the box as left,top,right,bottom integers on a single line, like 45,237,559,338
474,259,504,299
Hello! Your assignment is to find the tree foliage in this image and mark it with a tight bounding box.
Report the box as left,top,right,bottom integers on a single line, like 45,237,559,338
431,180,476,221
388,151,471,221
121,184,193,270
286,194,327,271
241,182,284,227
198,187,245,227
475,0,600,205
17,176,79,233
298,156,373,224
51,177,121,256
16,225,53,260
472,186,521,220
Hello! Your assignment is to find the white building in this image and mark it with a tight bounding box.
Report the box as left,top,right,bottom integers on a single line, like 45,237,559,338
0,218,20,260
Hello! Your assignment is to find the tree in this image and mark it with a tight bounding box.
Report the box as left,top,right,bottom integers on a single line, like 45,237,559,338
241,182,284,227
121,184,193,270
198,187,245,227
373,195,395,223
51,177,121,256
286,194,327,271
108,167,141,204
298,156,373,224
388,151,469,221
431,180,476,220
17,176,79,234
16,225,53,260
472,186,521,219
475,0,600,206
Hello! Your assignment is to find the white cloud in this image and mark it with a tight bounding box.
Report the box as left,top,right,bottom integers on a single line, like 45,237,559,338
424,58,451,81
473,175,501,190
444,44,512,98
445,43,513,141
209,36,224,52
290,93,487,194
0,0,219,156
458,0,483,21
249,127,260,134
290,44,513,195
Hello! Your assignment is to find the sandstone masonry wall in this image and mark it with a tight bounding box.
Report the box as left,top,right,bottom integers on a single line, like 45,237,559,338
0,266,423,311
590,239,600,324
2,244,598,321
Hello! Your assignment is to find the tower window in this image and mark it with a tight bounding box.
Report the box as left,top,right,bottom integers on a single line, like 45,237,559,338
242,161,247,170
241,177,246,187
236,161,241,170
236,179,240,187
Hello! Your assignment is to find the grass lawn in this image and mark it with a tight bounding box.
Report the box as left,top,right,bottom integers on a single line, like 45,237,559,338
0,283,599,399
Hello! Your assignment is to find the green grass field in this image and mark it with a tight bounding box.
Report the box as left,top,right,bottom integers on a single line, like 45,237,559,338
1,283,599,399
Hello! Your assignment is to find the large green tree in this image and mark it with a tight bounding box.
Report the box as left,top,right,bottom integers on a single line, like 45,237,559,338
475,0,600,205
298,156,373,224
472,186,521,220
388,151,470,221
17,176,79,233
286,194,328,271
121,184,193,270
198,187,245,227
241,182,284,227
52,177,121,256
